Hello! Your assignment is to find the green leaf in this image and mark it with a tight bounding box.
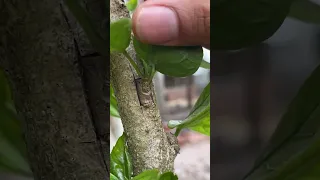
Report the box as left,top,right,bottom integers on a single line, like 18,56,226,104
212,0,293,50
133,37,152,64
132,169,160,180
168,83,210,136
132,37,155,78
159,172,178,180
153,46,203,77
133,38,203,77
110,85,120,118
0,134,32,177
132,169,178,180
288,0,320,25
126,0,138,11
111,173,120,180
64,0,108,56
110,134,133,180
200,60,210,69
110,18,132,53
262,136,320,180
243,64,320,180
0,71,27,157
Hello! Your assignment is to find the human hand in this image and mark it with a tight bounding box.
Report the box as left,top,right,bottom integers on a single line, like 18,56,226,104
132,0,210,49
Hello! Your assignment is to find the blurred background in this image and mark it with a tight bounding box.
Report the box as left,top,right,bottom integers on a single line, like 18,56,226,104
211,18,320,180
110,48,211,180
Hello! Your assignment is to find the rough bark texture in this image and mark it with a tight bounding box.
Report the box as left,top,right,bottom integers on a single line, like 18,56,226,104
110,0,178,175
0,0,109,179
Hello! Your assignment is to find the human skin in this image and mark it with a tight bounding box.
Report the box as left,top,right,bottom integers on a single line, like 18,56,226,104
132,0,210,49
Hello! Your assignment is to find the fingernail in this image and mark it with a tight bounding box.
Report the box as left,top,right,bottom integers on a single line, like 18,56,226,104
135,6,179,44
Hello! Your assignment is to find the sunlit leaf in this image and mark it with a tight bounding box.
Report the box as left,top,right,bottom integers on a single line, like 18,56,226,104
111,173,120,180
110,18,132,53
110,134,133,180
110,85,120,118
168,83,210,136
126,0,138,11
159,171,178,180
132,169,159,180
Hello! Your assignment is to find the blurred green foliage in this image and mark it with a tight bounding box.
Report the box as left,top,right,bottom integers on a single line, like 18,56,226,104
0,69,32,177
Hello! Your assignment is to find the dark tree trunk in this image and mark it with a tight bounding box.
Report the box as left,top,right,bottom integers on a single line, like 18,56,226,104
0,0,109,179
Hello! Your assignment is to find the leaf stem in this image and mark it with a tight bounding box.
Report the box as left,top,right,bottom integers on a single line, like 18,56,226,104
174,128,181,137
122,50,144,77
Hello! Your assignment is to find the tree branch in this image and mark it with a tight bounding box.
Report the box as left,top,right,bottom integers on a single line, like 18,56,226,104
110,0,177,175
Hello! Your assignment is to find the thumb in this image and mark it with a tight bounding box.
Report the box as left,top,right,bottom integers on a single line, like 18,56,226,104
132,0,210,48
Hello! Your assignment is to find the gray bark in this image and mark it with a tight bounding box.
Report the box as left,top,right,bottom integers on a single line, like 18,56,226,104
110,0,178,175
0,0,109,179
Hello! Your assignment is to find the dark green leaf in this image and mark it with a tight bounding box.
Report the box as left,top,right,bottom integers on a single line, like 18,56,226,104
133,37,155,78
243,64,320,179
159,172,178,180
110,134,133,180
132,169,178,180
262,136,320,180
110,18,132,53
111,173,120,180
0,134,32,176
110,85,120,118
212,0,293,50
133,37,152,64
133,38,203,77
126,0,138,11
200,60,210,69
153,46,203,77
64,0,108,56
168,83,210,136
0,71,27,157
132,169,160,180
288,0,320,25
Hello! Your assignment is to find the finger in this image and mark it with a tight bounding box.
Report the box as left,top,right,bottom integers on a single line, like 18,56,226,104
132,0,210,48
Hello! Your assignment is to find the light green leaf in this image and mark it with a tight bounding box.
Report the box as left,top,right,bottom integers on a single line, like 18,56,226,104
168,83,210,136
243,64,320,180
110,85,120,118
126,0,138,11
132,169,159,180
110,134,133,180
200,60,210,69
110,18,132,53
212,0,293,50
159,171,178,180
111,173,120,180
288,0,320,25
64,0,107,56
